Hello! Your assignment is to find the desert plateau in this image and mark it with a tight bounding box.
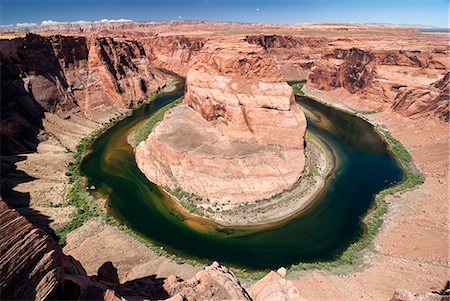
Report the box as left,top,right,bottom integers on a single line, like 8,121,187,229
0,1,449,300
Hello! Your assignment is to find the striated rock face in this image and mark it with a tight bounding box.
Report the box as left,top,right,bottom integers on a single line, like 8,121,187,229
75,36,168,119
0,200,64,300
245,35,329,80
142,35,205,76
136,39,307,203
0,33,169,155
308,47,449,121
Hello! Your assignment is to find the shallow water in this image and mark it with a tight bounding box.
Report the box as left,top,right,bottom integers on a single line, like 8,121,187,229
80,86,404,270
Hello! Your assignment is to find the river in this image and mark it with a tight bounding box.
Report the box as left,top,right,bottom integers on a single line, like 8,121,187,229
80,83,404,270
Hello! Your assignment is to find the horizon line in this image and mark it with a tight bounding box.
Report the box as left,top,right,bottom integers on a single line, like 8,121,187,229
0,19,446,30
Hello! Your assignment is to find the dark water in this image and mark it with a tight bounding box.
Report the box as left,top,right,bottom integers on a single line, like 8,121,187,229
80,86,404,270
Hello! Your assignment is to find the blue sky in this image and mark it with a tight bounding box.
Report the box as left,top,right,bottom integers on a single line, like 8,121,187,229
0,0,448,28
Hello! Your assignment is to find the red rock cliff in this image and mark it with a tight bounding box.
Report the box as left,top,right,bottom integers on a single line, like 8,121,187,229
142,35,205,76
245,34,329,80
308,47,449,121
0,33,170,155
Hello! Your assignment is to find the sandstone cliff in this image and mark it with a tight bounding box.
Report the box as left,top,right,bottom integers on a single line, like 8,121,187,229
0,33,169,155
245,35,329,80
0,200,64,300
142,35,205,76
136,39,307,203
307,47,449,121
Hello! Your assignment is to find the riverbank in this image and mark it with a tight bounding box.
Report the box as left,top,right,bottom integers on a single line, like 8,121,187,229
289,85,448,300
56,80,179,243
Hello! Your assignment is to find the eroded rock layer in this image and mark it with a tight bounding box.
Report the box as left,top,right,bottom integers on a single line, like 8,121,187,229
136,39,307,203
308,47,449,121
0,200,64,300
245,34,329,80
0,33,169,155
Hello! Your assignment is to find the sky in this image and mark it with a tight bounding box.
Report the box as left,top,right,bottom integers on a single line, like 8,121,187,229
0,0,448,28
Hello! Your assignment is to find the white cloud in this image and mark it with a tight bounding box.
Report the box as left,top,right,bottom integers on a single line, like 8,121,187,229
256,7,260,11
41,19,89,26
41,20,63,26
16,22,37,27
10,18,132,28
94,18,132,23
178,16,182,19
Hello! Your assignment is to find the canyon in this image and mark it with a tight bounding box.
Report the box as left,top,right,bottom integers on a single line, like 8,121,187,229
0,21,448,300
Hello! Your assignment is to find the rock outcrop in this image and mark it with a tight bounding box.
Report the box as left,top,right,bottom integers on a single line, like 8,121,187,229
142,35,205,76
390,288,448,301
0,200,64,300
245,35,329,80
308,47,449,121
248,267,306,301
136,39,307,203
163,261,252,300
0,33,169,155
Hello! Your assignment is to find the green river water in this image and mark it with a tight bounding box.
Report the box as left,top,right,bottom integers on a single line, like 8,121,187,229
80,84,404,270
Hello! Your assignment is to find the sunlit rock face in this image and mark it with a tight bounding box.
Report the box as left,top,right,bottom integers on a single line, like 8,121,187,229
136,39,307,203
308,47,449,121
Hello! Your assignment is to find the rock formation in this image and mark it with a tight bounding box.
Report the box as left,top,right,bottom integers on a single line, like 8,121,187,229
142,35,205,76
0,200,64,300
136,39,307,203
0,33,169,155
307,47,449,121
163,261,252,300
245,35,329,80
390,288,449,301
248,267,306,301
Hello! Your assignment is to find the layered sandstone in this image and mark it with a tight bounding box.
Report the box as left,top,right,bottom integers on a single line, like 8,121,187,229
136,39,307,203
0,33,169,155
142,35,205,76
0,200,64,300
245,35,329,80
307,47,449,121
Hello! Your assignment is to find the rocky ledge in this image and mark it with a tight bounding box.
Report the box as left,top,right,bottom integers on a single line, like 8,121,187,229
136,39,307,204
